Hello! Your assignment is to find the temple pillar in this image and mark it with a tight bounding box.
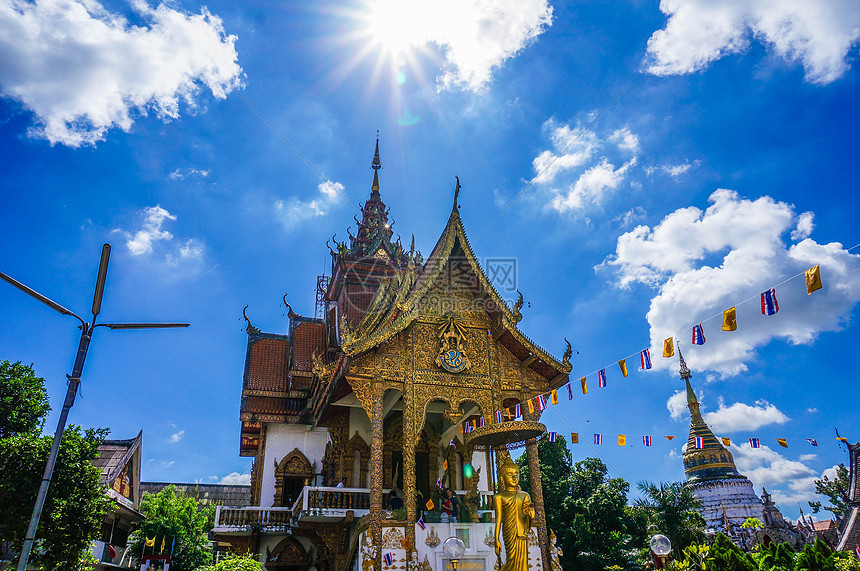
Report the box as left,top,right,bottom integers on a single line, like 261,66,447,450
369,382,384,570
402,422,417,553
526,437,551,570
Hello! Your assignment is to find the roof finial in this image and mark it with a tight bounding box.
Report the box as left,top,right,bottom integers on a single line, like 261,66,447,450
678,341,697,405
243,305,260,334
453,175,461,211
371,131,381,191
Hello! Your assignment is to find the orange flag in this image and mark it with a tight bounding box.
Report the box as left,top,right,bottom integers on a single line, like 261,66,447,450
580,377,588,394
618,360,628,377
805,265,822,294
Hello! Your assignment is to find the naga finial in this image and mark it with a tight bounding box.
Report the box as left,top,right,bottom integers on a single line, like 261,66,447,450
283,293,299,319
562,338,573,370
512,290,524,323
243,305,260,334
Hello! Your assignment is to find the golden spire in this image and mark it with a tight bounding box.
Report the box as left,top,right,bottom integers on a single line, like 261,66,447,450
371,131,381,192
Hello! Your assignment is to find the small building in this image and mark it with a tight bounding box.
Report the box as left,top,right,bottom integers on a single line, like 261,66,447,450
91,432,145,570
139,482,251,508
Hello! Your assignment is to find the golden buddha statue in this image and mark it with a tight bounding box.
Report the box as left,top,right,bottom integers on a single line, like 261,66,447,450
493,456,535,571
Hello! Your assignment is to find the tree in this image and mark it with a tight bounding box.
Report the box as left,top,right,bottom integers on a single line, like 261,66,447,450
0,427,110,570
129,486,215,571
517,438,643,571
634,481,705,559
706,533,756,571
0,360,50,438
200,553,262,571
0,360,109,571
809,464,851,520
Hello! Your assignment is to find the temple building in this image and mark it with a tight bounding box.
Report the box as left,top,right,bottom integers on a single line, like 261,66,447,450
212,140,572,571
679,352,764,537
836,440,860,553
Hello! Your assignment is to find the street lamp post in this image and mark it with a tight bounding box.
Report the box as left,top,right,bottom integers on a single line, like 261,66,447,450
649,534,672,569
1,244,189,571
442,536,466,571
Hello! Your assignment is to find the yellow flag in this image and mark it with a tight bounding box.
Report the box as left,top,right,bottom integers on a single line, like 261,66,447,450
663,337,674,358
145,537,155,548
580,377,588,394
527,399,535,414
160,537,165,553
722,307,737,331
777,438,788,448
570,433,579,444
426,498,435,510
721,437,731,446
442,459,448,470
551,389,559,405
618,359,628,377
805,265,822,294
618,435,626,446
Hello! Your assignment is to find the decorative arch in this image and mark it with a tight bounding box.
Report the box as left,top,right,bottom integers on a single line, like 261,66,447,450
267,536,310,568
274,448,314,507
342,433,369,487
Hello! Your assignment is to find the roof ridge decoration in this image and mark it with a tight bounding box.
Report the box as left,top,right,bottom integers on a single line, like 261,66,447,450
243,305,261,335
340,176,571,377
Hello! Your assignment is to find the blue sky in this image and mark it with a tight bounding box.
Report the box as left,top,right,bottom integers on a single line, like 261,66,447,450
1,0,859,520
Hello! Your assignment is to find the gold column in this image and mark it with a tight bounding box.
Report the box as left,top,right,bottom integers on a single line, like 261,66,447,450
526,438,551,569
369,382,384,570
402,397,417,554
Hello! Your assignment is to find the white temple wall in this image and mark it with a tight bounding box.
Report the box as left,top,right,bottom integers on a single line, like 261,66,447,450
260,424,331,508
691,478,763,531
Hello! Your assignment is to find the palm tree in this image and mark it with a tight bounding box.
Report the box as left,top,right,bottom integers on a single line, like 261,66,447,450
634,481,706,559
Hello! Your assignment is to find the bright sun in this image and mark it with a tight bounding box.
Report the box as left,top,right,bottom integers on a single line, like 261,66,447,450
366,0,429,54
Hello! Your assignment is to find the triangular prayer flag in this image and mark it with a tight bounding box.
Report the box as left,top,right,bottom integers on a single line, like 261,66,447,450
777,438,788,448
551,389,558,405
663,337,674,357
527,399,535,414
805,265,823,294
426,498,434,510
570,432,579,444
618,359,628,377
761,288,779,315
580,377,587,394
722,307,737,331
721,437,731,446
618,434,626,446
598,369,607,388
692,323,706,345
640,349,652,370
665,435,676,440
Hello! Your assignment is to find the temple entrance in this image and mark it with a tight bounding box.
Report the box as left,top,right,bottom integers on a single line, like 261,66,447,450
416,452,430,502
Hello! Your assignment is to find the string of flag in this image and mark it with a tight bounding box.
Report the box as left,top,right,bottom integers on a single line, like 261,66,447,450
458,260,847,434
530,431,840,450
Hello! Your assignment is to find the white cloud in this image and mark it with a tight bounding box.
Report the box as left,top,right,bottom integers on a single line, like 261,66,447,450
792,212,815,241
169,168,210,181
169,430,184,443
532,119,639,214
114,205,207,278
732,443,815,489
645,0,860,84
0,0,242,147
646,161,697,178
219,472,251,485
122,205,176,256
667,389,690,420
602,189,860,376
609,127,640,153
766,463,839,507
274,180,345,231
367,0,552,92
702,400,789,432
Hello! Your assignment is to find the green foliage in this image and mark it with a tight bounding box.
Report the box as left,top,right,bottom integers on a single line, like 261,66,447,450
707,534,757,571
517,439,643,571
752,540,795,570
742,518,764,530
634,481,706,559
809,465,851,520
0,426,111,571
667,543,713,570
833,551,860,571
794,539,837,571
0,360,50,439
129,485,215,571
200,553,262,571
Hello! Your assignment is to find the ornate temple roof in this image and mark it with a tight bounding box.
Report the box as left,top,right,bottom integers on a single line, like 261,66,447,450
680,349,742,481
340,178,571,383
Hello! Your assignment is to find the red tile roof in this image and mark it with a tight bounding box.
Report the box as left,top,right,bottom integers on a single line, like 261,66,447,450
245,337,289,392
291,321,325,372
